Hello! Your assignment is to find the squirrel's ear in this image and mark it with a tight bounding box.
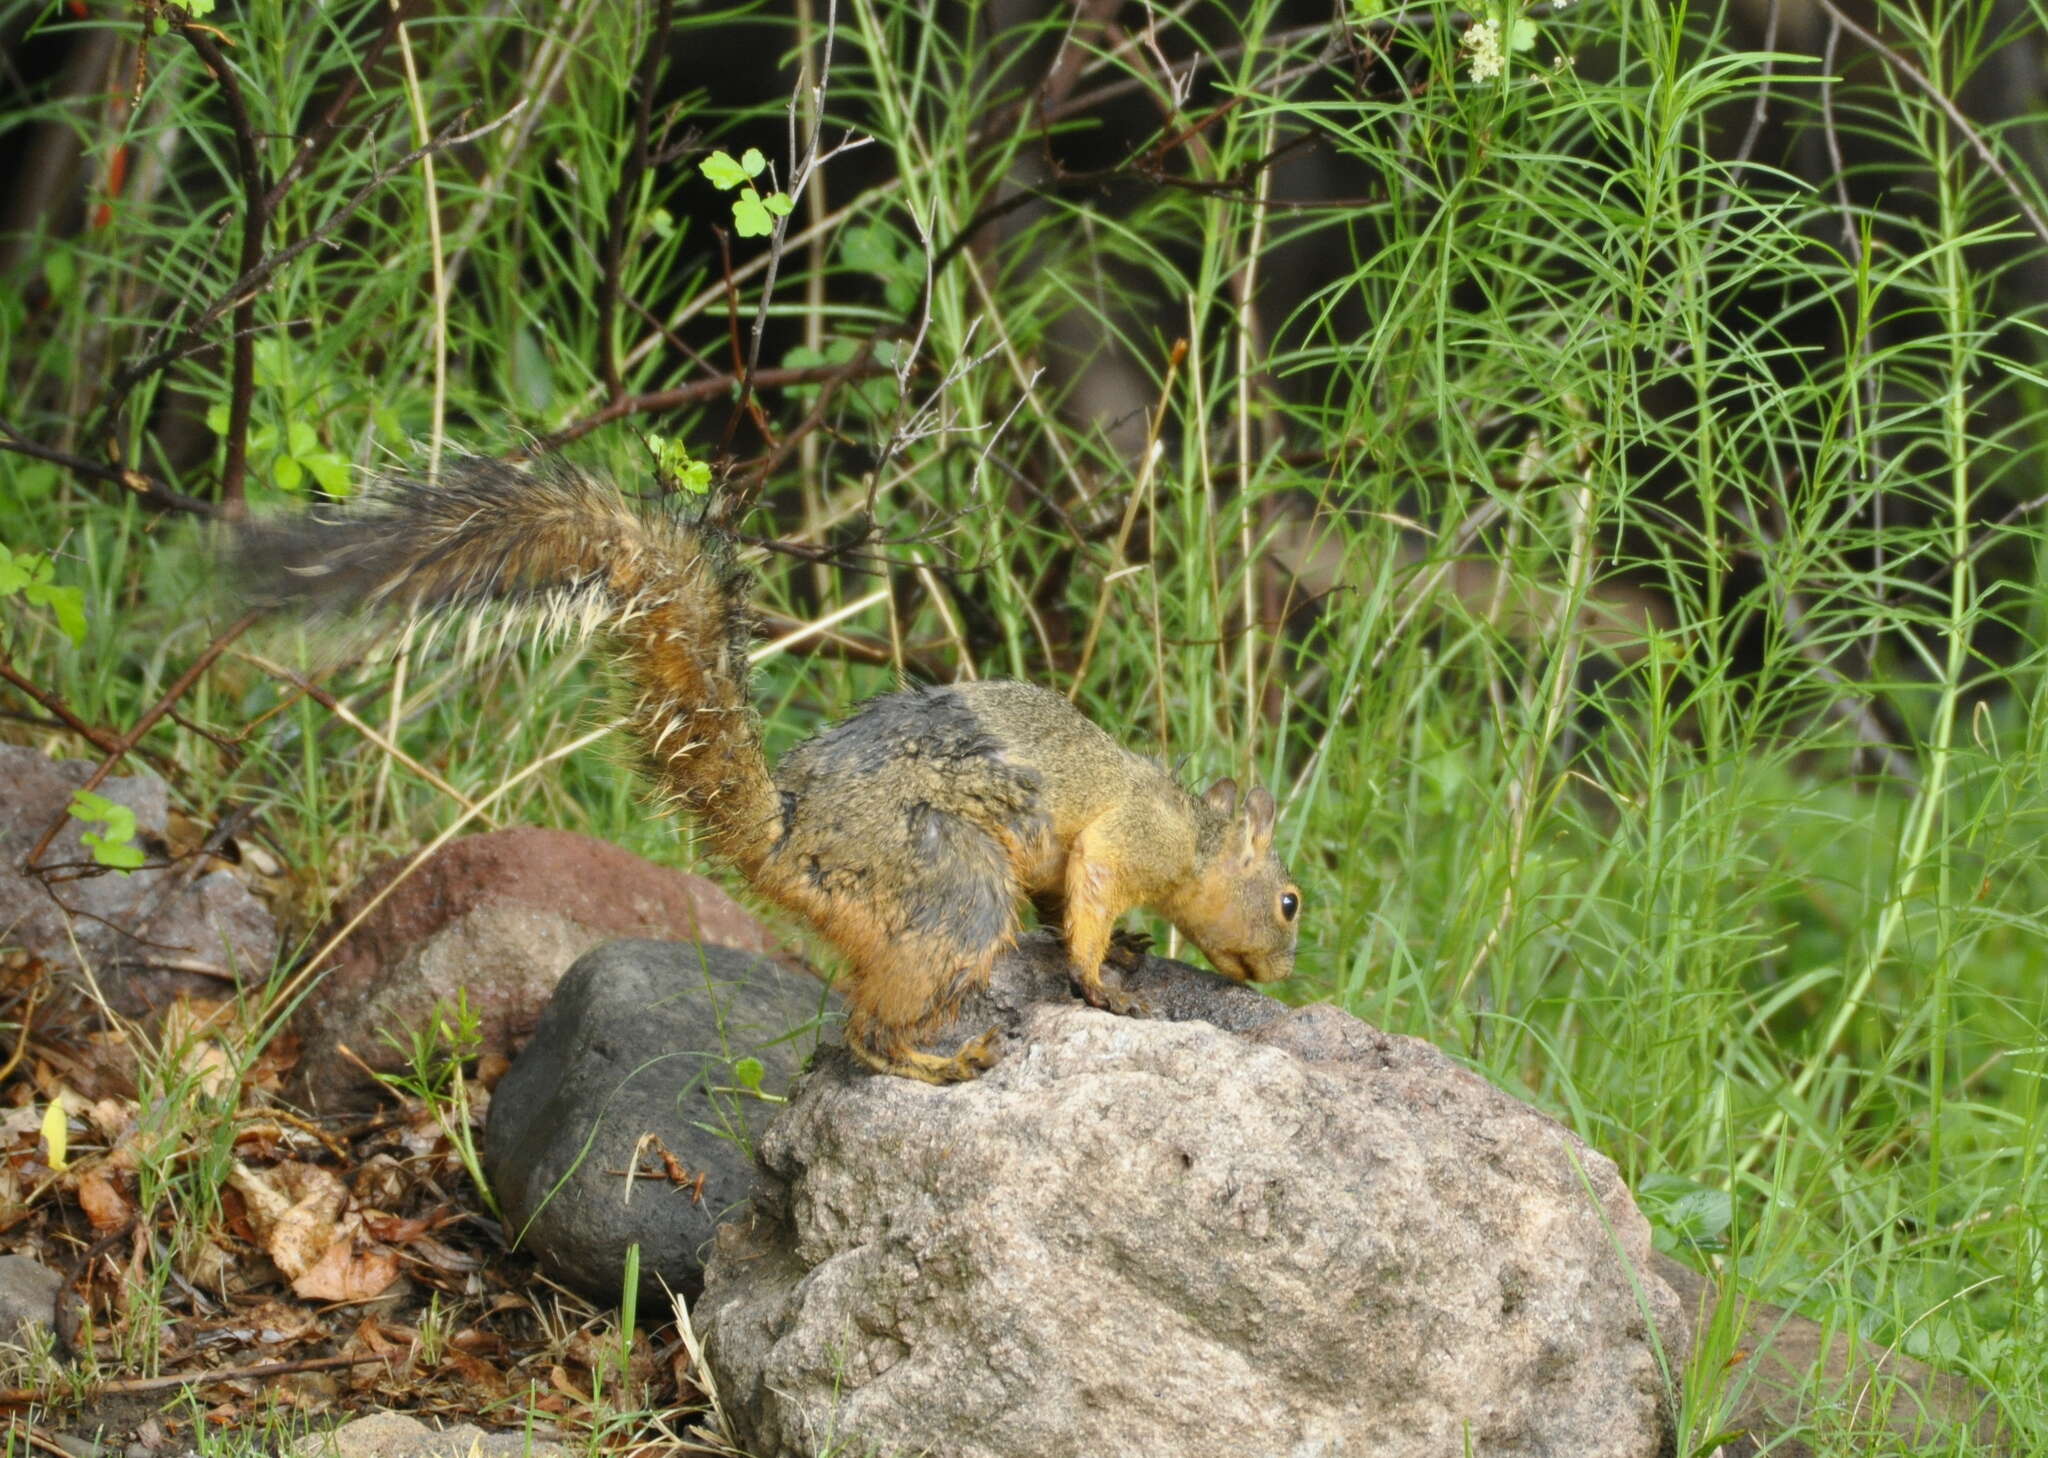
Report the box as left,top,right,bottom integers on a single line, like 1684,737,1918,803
1238,786,1276,856
1203,778,1240,816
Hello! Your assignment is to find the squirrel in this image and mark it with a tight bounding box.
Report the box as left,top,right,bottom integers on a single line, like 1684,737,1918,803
236,457,1301,1083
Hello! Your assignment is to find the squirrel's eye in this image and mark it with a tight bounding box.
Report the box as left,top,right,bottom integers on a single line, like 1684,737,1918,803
1279,891,1300,921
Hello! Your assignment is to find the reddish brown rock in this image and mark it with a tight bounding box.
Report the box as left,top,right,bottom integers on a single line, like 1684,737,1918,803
290,826,793,1111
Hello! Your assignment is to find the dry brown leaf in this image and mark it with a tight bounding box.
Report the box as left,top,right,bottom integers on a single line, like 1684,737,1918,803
76,1167,132,1232
86,1097,136,1142
291,1236,401,1303
350,1152,409,1208
228,1160,352,1278
176,1234,235,1290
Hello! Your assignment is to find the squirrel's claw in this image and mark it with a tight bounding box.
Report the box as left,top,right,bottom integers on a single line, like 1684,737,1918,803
1105,929,1153,973
1072,967,1152,1019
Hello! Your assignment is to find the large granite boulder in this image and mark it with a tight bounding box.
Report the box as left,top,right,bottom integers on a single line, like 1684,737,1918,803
699,934,1690,1458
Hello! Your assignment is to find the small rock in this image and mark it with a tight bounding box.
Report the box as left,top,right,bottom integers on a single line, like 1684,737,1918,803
290,827,787,1111
483,938,831,1307
0,746,277,1013
701,933,1690,1458
290,1412,564,1458
0,1252,63,1344
1655,1254,2008,1456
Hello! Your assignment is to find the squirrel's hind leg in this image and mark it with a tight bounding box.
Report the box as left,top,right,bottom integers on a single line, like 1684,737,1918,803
841,942,1004,1083
845,1010,999,1084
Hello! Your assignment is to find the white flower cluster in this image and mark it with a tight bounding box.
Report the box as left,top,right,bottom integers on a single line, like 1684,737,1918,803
1463,17,1505,82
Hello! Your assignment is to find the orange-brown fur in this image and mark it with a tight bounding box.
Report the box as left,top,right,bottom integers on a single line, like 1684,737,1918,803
238,459,1302,1082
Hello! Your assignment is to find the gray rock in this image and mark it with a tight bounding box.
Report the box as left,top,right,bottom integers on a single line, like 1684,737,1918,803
289,1412,564,1458
1654,1253,2008,1456
700,933,1690,1458
0,1252,62,1344
0,746,276,1013
483,938,831,1307
291,827,787,1111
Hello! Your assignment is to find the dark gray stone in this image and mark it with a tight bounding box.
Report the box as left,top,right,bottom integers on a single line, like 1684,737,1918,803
0,1252,62,1344
482,938,832,1307
0,746,276,1013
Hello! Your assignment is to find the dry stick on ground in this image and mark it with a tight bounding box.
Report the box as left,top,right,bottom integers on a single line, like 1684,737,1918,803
18,612,258,876
0,1353,400,1407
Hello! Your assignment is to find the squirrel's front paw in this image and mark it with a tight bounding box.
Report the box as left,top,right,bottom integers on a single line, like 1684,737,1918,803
1072,968,1152,1019
1105,929,1153,973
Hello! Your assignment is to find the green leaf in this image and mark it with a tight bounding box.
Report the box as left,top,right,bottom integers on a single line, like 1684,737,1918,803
732,1056,765,1092
252,337,287,388
1506,16,1538,51
302,452,353,496
739,147,768,178
185,0,217,14
1637,1173,1733,1254
510,325,555,412
273,454,304,492
287,419,320,458
0,549,30,596
762,191,793,218
204,403,231,436
677,459,711,494
30,580,87,645
731,189,775,238
699,150,749,190
646,206,676,241
42,248,75,301
5,462,60,502
841,223,896,274
71,790,145,871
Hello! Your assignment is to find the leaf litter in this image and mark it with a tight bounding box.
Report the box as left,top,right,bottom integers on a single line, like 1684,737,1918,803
0,968,722,1455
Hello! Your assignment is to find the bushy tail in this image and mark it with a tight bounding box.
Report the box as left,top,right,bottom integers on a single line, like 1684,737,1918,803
236,457,782,874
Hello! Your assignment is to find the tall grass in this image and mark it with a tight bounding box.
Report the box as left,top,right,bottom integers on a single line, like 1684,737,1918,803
3,0,2045,1448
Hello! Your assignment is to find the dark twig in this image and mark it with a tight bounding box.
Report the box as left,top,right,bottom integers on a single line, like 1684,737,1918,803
730,335,878,514
96,106,524,455
1813,0,2048,250
598,0,675,400
714,227,776,456
260,1,414,214
0,1352,399,1405
0,416,216,516
165,6,271,507
0,655,123,755
521,360,891,455
20,612,259,876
